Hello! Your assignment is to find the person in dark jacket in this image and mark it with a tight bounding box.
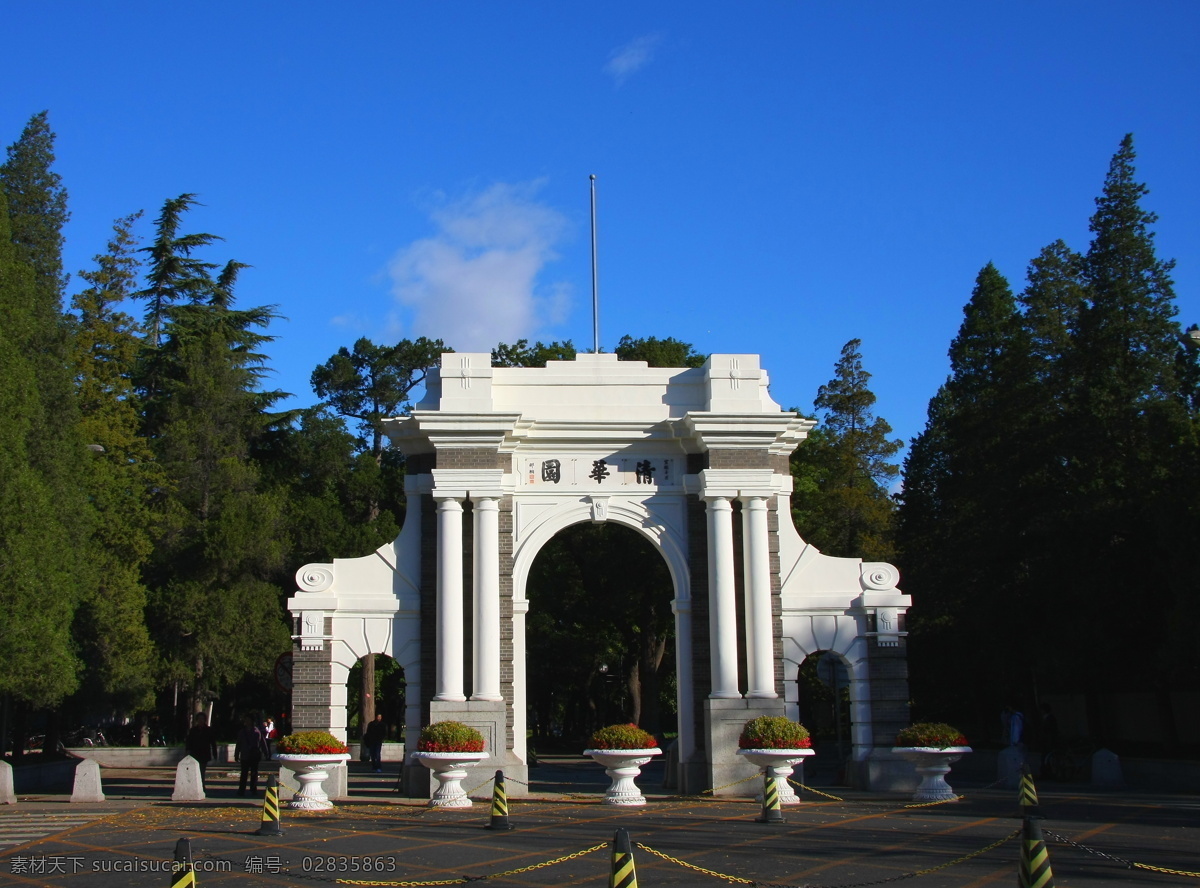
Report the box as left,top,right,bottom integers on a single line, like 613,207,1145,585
184,713,218,787
235,714,269,796
363,713,387,772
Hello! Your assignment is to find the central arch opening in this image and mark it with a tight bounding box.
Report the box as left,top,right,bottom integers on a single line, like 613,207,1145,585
525,521,676,793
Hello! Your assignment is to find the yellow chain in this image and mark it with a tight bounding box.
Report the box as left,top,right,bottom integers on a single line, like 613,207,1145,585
786,778,844,801
1132,863,1200,878
910,828,1020,875
635,843,756,885
484,842,608,878
335,843,608,886
689,772,762,798
902,795,964,808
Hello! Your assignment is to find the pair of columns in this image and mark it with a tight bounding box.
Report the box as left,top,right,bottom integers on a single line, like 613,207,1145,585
433,495,502,702
705,495,777,699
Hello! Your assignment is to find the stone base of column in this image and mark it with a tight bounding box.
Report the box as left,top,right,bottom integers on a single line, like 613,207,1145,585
846,748,918,792
703,698,786,796
403,700,526,800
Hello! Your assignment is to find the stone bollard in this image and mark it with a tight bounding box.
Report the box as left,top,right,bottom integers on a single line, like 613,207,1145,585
0,761,15,805
1091,748,1123,788
172,755,206,801
71,759,105,803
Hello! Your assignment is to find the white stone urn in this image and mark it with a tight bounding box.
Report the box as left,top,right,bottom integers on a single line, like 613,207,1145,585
738,747,815,805
274,753,351,810
584,748,662,806
892,747,972,801
414,751,489,807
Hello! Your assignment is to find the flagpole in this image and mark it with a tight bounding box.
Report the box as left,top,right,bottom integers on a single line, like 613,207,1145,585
590,174,600,354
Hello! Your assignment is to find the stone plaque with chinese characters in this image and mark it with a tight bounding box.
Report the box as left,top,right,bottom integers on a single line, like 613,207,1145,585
521,456,679,489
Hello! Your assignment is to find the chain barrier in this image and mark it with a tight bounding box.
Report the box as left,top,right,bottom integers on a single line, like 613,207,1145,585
1043,828,1200,879
787,778,844,801
636,827,1020,888
901,796,964,809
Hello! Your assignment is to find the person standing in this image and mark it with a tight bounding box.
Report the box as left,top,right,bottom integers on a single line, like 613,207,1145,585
235,714,269,797
363,713,386,773
184,714,218,788
262,716,276,759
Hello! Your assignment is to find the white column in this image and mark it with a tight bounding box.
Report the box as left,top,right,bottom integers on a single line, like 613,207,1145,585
471,496,502,701
512,598,529,763
706,496,741,698
742,495,777,698
435,497,466,702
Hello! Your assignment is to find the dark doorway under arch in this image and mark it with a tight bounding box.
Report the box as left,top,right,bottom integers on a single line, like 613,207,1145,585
525,522,677,753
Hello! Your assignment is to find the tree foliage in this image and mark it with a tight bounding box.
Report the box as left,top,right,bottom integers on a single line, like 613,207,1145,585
68,214,158,710
791,339,902,561
311,337,449,461
896,135,1200,736
615,334,706,367
492,338,576,367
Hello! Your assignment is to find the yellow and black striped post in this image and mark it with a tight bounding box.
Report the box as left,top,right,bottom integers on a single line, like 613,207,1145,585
756,772,785,823
169,837,196,887
485,770,513,831
1018,815,1055,888
609,828,637,888
256,776,283,836
1019,765,1041,818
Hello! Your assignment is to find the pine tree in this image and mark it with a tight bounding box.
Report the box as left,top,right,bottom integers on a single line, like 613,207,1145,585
1,116,93,743
0,191,83,718
1,110,69,307
135,193,220,348
790,339,902,560
311,337,449,464
68,214,158,711
137,198,291,716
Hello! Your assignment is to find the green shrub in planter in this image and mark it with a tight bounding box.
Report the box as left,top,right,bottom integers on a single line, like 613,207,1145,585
417,721,485,753
587,723,658,750
276,731,349,755
895,722,967,748
738,716,811,749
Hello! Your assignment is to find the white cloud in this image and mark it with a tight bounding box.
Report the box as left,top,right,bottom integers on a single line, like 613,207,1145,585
387,182,571,352
605,34,661,85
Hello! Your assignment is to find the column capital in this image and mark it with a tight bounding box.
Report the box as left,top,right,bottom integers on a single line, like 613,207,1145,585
691,468,782,500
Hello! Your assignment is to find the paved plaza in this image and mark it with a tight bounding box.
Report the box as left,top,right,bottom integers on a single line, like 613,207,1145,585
0,757,1197,887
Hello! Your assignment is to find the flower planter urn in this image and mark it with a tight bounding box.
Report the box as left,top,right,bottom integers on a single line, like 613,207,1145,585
892,746,972,801
414,751,489,807
737,747,815,805
583,748,662,806
274,753,351,810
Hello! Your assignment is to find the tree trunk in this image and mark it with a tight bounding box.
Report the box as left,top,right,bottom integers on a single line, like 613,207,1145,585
361,654,376,734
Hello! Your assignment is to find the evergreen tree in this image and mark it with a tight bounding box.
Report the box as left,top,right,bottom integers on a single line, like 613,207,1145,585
491,339,576,367
68,214,158,712
1,116,94,750
135,193,220,348
311,337,449,463
615,335,706,367
0,191,84,720
137,198,291,716
1,111,69,307
790,339,902,561
896,265,1038,718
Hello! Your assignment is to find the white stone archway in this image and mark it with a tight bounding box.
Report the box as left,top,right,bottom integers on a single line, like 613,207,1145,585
288,352,914,796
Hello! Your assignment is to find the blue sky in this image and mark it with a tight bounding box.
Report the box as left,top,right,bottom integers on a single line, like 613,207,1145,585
5,2,1198,455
